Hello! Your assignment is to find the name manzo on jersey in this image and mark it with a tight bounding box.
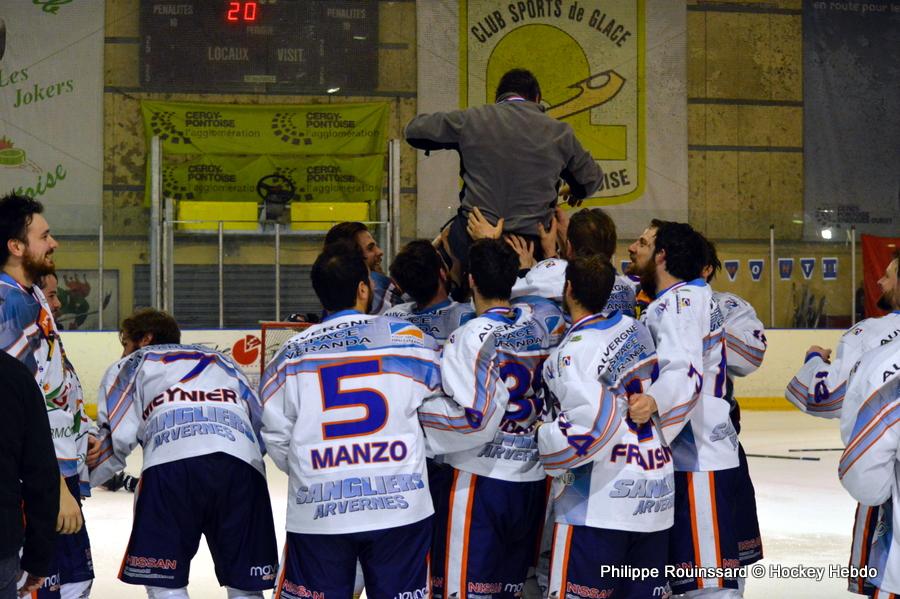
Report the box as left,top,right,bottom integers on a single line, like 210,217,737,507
260,311,507,535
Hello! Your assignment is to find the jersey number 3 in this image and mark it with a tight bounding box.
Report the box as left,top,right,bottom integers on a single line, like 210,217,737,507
319,360,388,440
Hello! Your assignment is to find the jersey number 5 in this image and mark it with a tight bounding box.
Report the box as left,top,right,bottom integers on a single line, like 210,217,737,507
319,360,388,440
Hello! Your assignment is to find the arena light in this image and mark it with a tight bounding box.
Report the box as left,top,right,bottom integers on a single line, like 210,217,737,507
820,228,833,240
327,87,341,94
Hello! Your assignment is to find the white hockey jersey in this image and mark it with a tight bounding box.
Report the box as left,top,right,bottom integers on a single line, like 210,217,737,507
0,274,91,482
510,258,636,317
260,310,507,535
437,301,566,482
838,340,900,594
538,312,672,532
787,311,900,418
713,291,767,379
642,279,738,472
384,299,476,345
89,344,265,487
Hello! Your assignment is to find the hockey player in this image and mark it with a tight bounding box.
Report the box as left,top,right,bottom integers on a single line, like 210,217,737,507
785,249,900,595
97,309,187,495
838,339,900,598
325,221,399,314
430,238,565,599
503,207,635,316
538,254,671,597
36,273,97,501
385,239,476,553
88,309,279,599
701,238,766,570
0,193,94,599
786,251,899,417
260,241,508,599
385,239,475,345
626,220,742,597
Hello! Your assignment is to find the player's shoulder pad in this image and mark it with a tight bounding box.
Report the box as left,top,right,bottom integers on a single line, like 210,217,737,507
384,302,415,318
842,316,880,340
535,257,566,272
445,314,496,348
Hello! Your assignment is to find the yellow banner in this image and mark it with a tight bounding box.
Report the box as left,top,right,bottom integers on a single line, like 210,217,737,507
461,0,645,204
141,101,389,156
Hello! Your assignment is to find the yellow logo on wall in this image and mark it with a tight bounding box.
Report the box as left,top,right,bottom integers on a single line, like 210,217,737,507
461,0,645,204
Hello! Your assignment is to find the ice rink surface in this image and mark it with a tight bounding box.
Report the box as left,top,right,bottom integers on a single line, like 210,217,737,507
83,411,865,598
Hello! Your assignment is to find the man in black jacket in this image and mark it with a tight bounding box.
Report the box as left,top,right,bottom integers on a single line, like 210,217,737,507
0,350,59,598
405,68,602,264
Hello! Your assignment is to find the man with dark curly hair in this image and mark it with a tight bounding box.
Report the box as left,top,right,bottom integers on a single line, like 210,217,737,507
626,220,744,598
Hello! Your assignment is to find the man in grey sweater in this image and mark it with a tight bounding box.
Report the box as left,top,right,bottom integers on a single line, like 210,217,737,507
405,68,602,264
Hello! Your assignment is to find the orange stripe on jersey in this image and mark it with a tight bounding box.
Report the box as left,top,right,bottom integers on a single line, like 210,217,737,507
274,542,289,599
459,475,478,599
560,525,574,590
860,507,875,593
686,473,703,589
707,471,724,586
444,469,460,598
547,523,559,584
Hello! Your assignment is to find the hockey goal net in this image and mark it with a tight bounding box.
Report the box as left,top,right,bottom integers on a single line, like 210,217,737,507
248,321,311,389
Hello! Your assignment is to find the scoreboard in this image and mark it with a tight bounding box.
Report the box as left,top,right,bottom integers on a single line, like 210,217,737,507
141,0,379,93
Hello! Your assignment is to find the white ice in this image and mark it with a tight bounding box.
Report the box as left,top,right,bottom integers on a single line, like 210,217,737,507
82,411,862,598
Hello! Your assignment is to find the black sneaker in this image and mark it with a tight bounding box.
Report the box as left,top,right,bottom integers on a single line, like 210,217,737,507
122,474,139,493
101,472,126,492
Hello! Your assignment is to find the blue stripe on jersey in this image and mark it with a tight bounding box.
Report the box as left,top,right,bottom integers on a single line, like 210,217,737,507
786,376,845,414
703,331,724,353
725,334,764,366
579,312,624,332
660,393,699,428
270,353,441,391
540,387,621,470
471,337,499,417
418,399,497,433
108,346,256,432
671,426,700,471
553,462,592,524
840,403,900,479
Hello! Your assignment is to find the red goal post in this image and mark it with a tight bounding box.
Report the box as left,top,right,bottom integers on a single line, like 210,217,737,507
258,320,312,379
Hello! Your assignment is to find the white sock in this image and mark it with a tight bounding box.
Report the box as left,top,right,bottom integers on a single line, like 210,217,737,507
225,587,263,599
146,586,189,599
60,580,93,599
226,588,264,599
